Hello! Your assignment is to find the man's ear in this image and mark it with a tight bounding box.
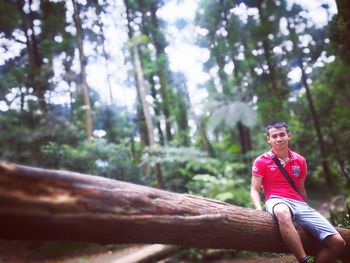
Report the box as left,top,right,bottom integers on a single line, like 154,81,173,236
288,132,292,141
266,135,271,144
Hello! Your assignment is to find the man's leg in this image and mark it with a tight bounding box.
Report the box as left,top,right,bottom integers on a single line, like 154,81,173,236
273,203,307,261
294,204,346,263
314,234,346,263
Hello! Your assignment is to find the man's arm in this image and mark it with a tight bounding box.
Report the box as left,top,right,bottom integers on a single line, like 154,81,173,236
299,178,308,202
250,175,263,210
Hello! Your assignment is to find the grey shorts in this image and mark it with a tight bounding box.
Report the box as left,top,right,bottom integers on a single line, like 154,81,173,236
265,195,339,240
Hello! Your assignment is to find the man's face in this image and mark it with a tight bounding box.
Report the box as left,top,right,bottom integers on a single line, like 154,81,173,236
266,127,291,151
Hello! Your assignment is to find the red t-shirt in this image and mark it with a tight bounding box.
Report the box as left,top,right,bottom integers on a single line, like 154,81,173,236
252,149,307,202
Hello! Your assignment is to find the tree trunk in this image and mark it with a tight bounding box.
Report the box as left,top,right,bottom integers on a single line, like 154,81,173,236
124,0,153,146
236,122,252,173
220,3,253,158
149,75,165,146
17,0,47,113
123,1,164,189
132,44,164,189
237,122,252,156
149,2,173,142
92,0,114,104
333,0,350,64
197,117,216,158
330,133,350,186
299,60,333,185
136,102,150,147
139,10,165,146
132,44,155,146
1,160,349,261
72,0,93,140
126,6,149,147
256,0,286,122
124,0,164,189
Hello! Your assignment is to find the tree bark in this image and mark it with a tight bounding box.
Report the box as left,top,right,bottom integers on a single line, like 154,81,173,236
0,161,349,261
149,74,165,146
256,0,287,122
132,44,165,189
92,0,114,104
330,133,350,187
72,0,93,140
132,44,155,146
197,117,216,158
139,8,165,146
17,0,47,113
333,0,350,64
299,60,333,185
123,0,148,148
149,2,173,142
124,0,164,189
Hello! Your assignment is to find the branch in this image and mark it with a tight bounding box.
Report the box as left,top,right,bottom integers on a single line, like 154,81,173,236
0,161,349,261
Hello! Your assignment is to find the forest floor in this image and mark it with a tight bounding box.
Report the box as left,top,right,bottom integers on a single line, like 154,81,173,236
0,189,336,263
0,241,297,263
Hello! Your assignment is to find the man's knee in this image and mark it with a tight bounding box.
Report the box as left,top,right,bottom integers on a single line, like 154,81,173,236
273,203,293,224
324,234,346,253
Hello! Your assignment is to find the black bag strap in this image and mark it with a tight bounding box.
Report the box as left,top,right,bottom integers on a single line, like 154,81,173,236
271,155,301,197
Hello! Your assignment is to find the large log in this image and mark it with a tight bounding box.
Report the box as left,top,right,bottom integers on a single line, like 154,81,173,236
0,161,349,261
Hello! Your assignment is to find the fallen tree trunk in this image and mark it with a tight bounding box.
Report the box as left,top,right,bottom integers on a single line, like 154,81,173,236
0,161,349,261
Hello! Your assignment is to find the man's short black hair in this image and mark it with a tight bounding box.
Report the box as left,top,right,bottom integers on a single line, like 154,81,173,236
265,120,289,135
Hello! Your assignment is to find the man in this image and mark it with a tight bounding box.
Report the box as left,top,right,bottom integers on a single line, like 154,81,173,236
250,120,346,263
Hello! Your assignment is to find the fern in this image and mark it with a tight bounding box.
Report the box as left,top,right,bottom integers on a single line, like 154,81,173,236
205,100,257,132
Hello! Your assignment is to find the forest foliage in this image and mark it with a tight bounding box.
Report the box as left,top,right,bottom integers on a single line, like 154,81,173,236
1,0,350,211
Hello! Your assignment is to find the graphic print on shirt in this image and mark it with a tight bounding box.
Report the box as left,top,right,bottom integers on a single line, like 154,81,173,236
292,166,300,177
268,164,277,171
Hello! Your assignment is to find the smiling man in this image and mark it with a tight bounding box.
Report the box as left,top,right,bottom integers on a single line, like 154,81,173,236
250,120,346,263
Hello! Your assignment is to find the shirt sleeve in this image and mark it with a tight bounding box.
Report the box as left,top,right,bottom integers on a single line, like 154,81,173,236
252,157,265,177
300,157,307,180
